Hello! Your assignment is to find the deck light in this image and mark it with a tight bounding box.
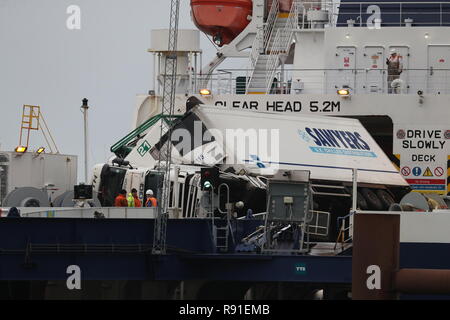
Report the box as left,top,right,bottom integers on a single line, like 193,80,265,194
337,87,351,96
36,147,45,155
199,88,212,96
15,146,27,153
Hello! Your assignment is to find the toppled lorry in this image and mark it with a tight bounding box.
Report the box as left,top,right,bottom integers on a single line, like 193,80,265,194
92,102,410,243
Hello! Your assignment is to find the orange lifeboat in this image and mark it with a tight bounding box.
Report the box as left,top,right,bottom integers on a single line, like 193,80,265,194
191,0,253,46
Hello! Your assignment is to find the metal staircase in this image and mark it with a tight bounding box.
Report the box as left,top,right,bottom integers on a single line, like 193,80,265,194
264,2,300,93
246,0,300,94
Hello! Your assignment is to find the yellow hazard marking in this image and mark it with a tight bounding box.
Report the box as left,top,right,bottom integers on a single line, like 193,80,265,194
448,155,450,178
392,154,401,171
423,167,433,177
413,190,444,194
448,155,450,194
278,13,291,18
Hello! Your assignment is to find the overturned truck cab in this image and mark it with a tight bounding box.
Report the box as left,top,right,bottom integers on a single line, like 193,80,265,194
92,103,410,243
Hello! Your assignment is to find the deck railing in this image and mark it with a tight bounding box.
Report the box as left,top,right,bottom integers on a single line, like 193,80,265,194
192,68,450,95
297,1,450,28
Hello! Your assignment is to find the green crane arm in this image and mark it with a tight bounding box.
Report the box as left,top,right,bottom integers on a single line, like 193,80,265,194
110,113,182,158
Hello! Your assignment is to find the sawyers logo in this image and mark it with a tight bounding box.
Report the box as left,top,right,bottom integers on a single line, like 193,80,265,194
298,128,377,158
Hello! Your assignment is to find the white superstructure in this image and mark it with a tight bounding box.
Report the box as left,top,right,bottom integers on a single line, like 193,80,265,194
128,0,450,195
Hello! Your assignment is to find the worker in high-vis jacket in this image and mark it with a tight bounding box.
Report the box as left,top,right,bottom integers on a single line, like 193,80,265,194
127,190,138,207
131,188,141,207
145,189,158,207
114,190,128,207
387,48,403,93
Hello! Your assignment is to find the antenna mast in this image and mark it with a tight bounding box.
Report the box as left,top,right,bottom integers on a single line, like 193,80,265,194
152,0,181,255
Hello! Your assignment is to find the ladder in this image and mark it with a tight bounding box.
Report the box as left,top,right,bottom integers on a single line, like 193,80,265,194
264,1,300,93
215,225,229,252
246,0,300,94
246,0,279,94
215,183,235,252
18,105,59,154
205,185,230,253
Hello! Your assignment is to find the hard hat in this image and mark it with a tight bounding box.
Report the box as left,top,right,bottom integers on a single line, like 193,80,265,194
146,189,154,196
390,48,397,54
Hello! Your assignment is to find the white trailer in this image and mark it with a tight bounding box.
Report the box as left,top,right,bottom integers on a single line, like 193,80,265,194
163,106,408,188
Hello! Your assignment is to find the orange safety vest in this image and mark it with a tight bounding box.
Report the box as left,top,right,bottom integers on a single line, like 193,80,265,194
146,197,158,208
134,196,142,208
114,195,128,207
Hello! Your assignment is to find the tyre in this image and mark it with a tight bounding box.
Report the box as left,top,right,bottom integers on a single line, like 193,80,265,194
361,188,383,210
376,189,395,210
389,203,403,211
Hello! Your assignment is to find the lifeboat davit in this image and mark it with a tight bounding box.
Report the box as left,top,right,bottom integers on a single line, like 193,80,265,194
191,0,253,46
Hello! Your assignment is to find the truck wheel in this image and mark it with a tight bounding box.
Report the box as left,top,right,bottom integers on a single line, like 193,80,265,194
357,191,369,210
361,188,383,210
389,203,403,211
376,189,395,210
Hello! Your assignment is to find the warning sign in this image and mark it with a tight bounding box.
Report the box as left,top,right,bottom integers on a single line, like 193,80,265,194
412,167,422,176
423,167,433,177
394,125,448,194
406,179,446,191
397,129,406,139
434,167,444,177
344,57,350,67
401,166,411,176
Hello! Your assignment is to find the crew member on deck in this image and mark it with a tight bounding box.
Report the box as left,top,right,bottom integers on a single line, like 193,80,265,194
387,48,403,93
131,188,141,207
114,190,128,207
145,189,158,207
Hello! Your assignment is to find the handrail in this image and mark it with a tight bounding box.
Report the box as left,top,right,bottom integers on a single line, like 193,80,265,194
249,28,264,70
246,27,265,94
190,67,450,95
265,0,299,93
245,0,279,94
308,210,330,236
321,1,450,28
336,211,354,246
265,30,281,92
264,0,280,50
